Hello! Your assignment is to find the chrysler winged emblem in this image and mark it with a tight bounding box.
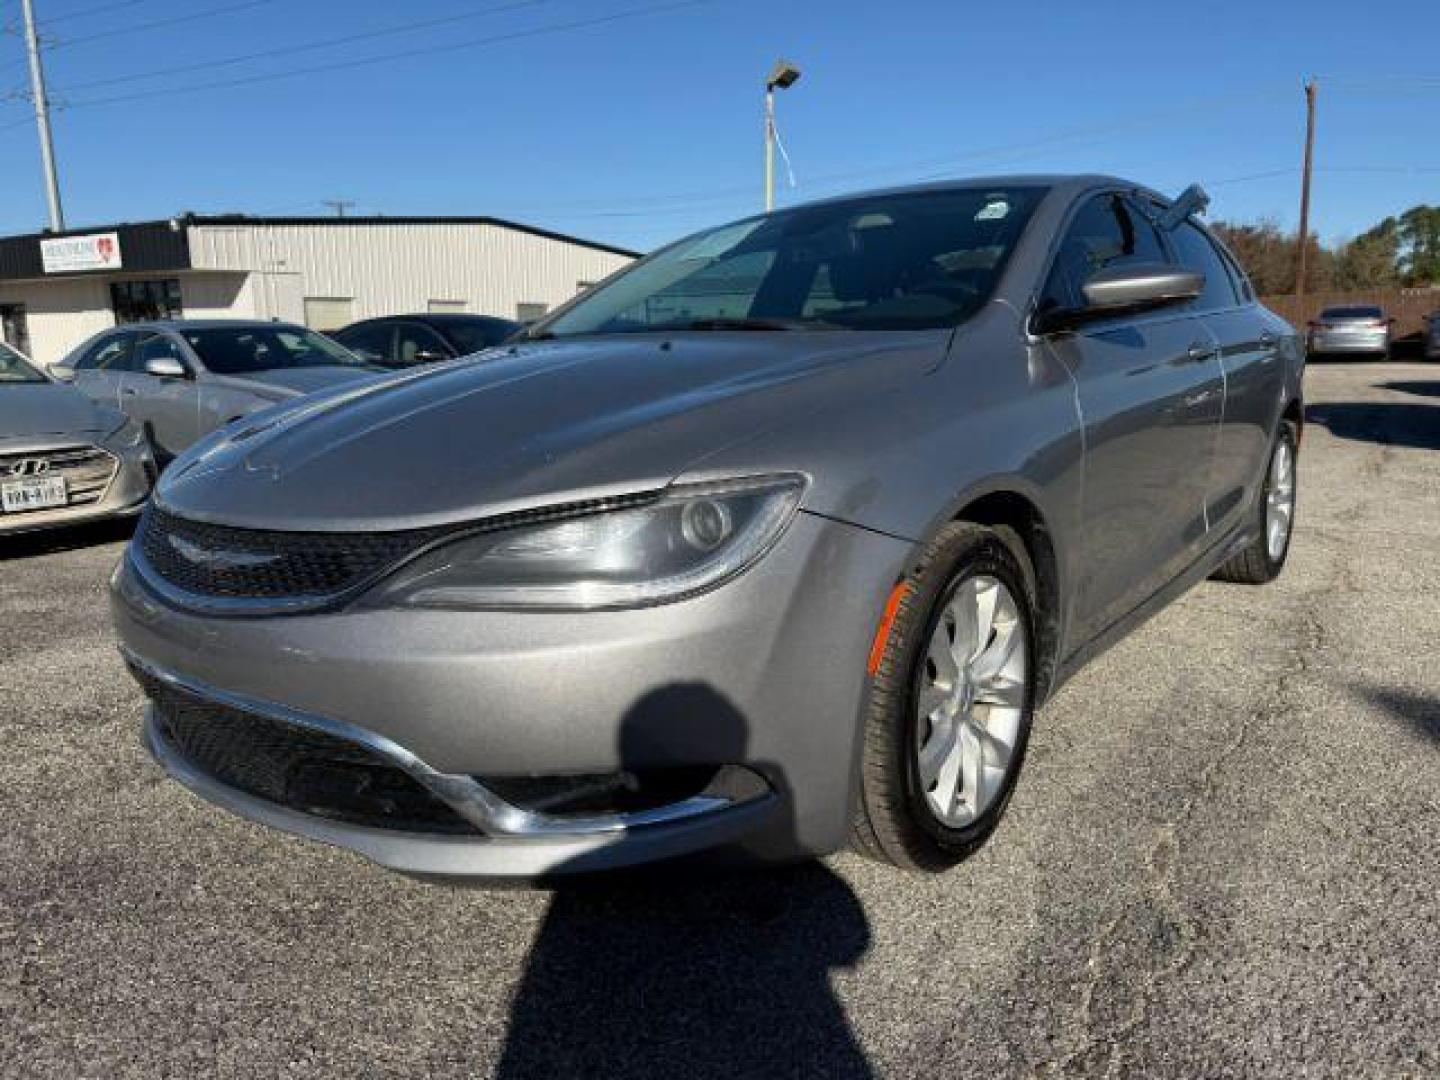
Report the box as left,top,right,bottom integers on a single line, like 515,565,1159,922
167,535,282,572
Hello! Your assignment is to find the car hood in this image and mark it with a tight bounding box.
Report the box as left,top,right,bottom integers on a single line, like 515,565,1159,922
0,382,116,441
159,331,950,530
209,365,379,399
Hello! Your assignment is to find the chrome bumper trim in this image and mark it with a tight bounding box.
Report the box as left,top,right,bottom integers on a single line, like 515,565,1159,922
123,647,767,840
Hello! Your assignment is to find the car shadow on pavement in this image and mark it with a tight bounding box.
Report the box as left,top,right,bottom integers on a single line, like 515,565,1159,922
495,683,874,1080
1376,380,1440,400
0,515,136,561
1304,402,1440,451
1362,686,1440,743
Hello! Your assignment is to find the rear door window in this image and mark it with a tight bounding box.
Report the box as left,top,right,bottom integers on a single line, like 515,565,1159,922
1169,222,1241,311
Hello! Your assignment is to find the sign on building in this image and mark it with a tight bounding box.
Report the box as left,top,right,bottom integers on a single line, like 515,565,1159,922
40,232,123,274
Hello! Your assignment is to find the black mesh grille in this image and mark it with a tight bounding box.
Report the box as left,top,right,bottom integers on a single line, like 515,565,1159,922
134,666,477,835
137,507,447,602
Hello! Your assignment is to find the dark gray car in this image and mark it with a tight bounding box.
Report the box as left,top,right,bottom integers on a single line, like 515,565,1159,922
56,320,379,462
112,176,1303,878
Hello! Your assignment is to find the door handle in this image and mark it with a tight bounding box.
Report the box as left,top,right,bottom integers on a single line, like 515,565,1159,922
122,387,137,396
1185,342,1218,363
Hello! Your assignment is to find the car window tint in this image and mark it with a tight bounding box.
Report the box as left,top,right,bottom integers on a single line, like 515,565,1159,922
77,333,134,371
395,323,450,366
1170,221,1240,311
440,318,520,354
1041,194,1167,313
334,322,393,363
540,186,1047,335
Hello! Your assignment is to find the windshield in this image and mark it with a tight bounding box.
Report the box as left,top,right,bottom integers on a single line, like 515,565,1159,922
537,186,1044,337
1322,306,1382,319
0,342,45,384
181,326,371,375
442,318,521,355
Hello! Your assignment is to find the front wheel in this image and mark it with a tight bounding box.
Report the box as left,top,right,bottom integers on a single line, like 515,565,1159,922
851,522,1038,872
1213,420,1298,584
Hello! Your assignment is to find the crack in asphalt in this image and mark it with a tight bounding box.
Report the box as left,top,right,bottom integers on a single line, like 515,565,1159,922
1036,429,1386,1079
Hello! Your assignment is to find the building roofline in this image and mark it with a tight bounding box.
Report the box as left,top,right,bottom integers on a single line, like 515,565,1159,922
181,213,640,258
0,214,639,260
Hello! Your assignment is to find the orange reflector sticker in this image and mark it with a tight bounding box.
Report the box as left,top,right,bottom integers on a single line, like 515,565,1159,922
867,580,911,676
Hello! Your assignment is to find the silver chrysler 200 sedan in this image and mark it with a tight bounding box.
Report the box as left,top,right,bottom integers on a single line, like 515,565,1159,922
1,341,153,537
112,176,1303,878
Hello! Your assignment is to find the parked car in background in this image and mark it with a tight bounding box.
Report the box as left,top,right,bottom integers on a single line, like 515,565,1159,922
114,175,1303,880
1307,305,1392,359
55,320,380,464
330,313,521,368
1,340,152,536
1426,310,1440,360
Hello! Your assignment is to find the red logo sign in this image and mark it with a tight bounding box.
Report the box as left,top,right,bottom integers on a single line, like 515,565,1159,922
95,236,116,263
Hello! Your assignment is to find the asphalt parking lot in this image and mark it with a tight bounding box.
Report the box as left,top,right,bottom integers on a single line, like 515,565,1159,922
2,359,1437,1078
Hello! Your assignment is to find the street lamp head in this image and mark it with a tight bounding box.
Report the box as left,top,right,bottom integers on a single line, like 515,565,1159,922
767,59,801,91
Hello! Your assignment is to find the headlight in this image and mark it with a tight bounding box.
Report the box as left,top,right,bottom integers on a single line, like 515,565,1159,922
365,474,806,611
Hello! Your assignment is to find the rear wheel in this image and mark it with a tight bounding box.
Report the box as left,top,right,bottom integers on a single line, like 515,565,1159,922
1213,420,1297,584
851,523,1037,871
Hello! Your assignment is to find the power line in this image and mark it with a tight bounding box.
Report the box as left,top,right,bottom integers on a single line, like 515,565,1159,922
34,0,150,26
54,0,560,94
47,0,274,50
57,0,723,109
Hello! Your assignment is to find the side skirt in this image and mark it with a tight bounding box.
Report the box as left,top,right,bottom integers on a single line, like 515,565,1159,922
1045,523,1257,701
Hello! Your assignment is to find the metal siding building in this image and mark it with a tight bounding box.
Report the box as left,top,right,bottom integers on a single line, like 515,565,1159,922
0,215,636,366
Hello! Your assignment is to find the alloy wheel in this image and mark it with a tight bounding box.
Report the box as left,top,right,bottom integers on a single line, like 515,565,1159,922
1266,437,1296,561
913,574,1029,828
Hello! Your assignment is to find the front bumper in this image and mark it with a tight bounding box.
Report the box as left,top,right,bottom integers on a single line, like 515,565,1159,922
0,436,153,537
113,511,913,876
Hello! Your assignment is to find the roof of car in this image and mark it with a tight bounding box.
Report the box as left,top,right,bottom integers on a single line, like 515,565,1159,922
118,319,304,332
801,173,1142,206
344,313,519,326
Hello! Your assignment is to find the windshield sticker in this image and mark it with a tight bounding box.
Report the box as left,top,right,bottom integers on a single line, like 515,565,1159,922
975,199,1010,222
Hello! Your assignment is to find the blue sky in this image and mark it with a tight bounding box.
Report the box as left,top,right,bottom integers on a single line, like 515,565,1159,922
0,0,1436,252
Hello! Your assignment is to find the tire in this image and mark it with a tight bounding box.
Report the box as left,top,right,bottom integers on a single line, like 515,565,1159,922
851,522,1038,872
1213,420,1298,584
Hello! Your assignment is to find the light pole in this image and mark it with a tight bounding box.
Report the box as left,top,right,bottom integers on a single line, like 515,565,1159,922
764,59,800,212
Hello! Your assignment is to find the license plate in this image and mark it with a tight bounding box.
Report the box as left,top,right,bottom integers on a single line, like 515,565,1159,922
1,475,68,513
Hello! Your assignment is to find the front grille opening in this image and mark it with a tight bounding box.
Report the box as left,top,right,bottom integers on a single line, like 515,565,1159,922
0,446,117,511
133,666,477,836
136,507,449,603
482,765,756,818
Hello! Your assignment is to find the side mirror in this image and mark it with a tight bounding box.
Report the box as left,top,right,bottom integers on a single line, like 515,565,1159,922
1081,263,1204,313
412,348,449,364
1037,263,1204,333
50,362,76,382
145,356,189,379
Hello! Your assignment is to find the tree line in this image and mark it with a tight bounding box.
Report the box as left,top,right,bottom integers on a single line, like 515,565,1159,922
1211,205,1440,297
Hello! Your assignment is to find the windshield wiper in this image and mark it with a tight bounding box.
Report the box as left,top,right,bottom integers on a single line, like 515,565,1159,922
652,316,845,332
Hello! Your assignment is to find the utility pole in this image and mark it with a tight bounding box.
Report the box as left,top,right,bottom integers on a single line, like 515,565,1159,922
322,199,355,218
20,0,64,232
1295,77,1317,299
